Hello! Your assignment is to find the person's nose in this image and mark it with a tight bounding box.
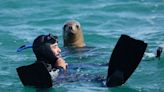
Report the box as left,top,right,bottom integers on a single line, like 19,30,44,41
57,47,61,53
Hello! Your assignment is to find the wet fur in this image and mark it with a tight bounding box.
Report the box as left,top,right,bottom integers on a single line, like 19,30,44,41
63,20,85,48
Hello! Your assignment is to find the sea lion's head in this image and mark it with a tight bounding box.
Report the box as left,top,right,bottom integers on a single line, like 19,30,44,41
63,20,85,48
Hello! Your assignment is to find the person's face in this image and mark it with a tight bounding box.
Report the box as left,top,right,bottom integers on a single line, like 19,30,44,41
50,43,61,58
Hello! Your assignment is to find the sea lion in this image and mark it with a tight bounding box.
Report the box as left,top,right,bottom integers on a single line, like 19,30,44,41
63,20,86,48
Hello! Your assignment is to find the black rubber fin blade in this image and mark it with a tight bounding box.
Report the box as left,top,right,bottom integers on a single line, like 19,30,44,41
106,34,147,87
16,62,52,88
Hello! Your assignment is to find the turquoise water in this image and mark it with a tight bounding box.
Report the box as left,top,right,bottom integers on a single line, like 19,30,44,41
0,0,164,92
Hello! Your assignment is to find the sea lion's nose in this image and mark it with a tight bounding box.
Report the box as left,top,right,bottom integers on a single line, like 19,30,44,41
68,26,73,30
68,25,77,34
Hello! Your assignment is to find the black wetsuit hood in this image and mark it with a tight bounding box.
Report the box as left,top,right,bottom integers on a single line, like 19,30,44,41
32,34,58,67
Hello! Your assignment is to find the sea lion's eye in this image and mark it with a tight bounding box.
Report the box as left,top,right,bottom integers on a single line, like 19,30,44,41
76,25,79,29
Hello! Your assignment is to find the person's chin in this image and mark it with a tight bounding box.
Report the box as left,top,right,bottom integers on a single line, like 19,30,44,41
56,54,61,58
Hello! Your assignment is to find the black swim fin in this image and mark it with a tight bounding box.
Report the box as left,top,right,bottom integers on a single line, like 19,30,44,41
106,34,147,87
16,62,52,88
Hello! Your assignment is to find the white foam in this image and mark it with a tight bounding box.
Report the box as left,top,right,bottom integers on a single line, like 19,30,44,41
144,52,155,58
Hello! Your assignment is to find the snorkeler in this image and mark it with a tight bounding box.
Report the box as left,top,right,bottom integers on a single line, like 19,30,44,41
17,34,68,88
32,34,67,70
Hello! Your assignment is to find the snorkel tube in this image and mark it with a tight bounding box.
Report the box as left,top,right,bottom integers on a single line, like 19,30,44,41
17,44,32,52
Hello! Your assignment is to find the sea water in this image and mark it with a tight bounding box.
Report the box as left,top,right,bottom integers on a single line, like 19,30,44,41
0,0,164,92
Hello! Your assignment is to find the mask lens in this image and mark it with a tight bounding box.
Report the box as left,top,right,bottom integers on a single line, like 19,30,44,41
45,34,58,44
